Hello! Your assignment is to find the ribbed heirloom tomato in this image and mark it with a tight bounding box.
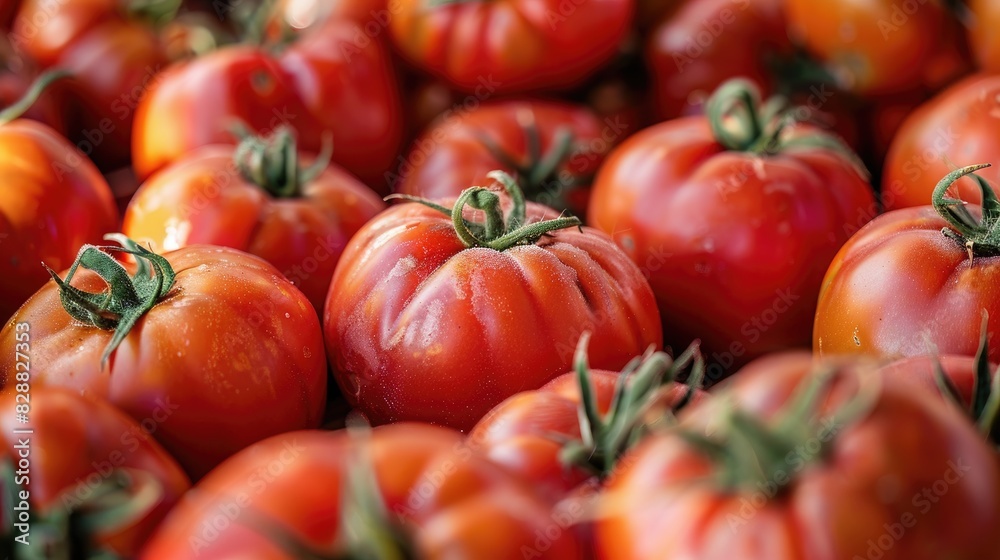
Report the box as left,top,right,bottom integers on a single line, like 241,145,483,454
0,237,326,479
325,172,662,431
0,387,190,557
389,0,635,94
588,79,874,380
141,424,582,559
595,353,1000,560
122,127,385,313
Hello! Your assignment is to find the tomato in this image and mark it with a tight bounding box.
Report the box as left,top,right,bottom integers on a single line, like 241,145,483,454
272,0,387,29
325,174,662,431
969,0,1000,72
0,387,189,557
393,99,615,217
123,127,385,313
0,84,119,322
595,352,1000,559
141,423,582,559
784,0,970,96
12,0,172,170
470,334,704,502
132,17,403,192
815,165,1000,364
882,74,1000,210
588,79,874,382
0,237,327,478
389,0,635,94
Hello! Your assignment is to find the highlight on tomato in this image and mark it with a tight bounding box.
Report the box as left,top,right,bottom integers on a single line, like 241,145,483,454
324,171,663,431
0,236,327,479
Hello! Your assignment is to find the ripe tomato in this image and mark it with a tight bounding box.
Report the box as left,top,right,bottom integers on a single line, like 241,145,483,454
470,334,704,502
12,0,171,170
325,174,662,431
132,17,403,191
588,79,874,382
394,100,615,217
595,352,1000,559
0,387,189,557
0,238,326,478
784,0,970,95
389,0,634,94
141,423,582,559
883,74,1000,210
0,82,118,322
815,165,1000,364
123,127,385,313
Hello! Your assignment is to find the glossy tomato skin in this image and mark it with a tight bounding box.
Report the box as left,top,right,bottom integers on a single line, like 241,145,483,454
389,0,634,94
13,0,168,170
784,0,970,96
0,245,326,479
970,0,1000,72
272,0,387,28
141,423,582,559
132,19,403,191
0,120,118,323
0,387,189,556
595,353,1000,560
394,100,611,217
122,145,385,313
470,369,703,502
883,74,1000,210
324,200,663,431
814,206,1000,363
588,118,874,381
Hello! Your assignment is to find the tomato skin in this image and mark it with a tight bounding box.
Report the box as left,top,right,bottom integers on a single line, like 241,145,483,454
132,19,403,191
784,0,969,96
595,352,1000,560
122,145,385,313
878,355,979,408
470,369,702,502
389,0,635,94
141,423,582,559
0,245,327,479
394,100,611,217
324,200,662,431
273,0,387,28
970,0,1000,72
0,387,189,556
883,74,1000,210
588,118,874,380
814,206,1000,363
13,0,168,170
0,120,118,323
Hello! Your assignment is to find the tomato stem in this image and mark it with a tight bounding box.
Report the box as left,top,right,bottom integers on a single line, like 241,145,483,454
931,163,1000,257
233,126,331,199
0,70,71,126
127,0,182,26
933,309,1000,445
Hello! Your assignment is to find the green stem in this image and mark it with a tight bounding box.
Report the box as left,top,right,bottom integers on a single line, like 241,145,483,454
931,163,1000,257
233,126,326,199
0,70,71,126
127,0,182,25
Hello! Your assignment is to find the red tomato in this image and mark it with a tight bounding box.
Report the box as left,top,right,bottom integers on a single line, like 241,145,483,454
588,79,874,382
132,17,403,192
970,0,1000,72
12,0,170,170
123,127,385,313
0,238,327,478
470,335,704,502
595,352,1000,559
883,74,1000,210
325,175,662,431
0,387,189,556
389,0,635,94
784,0,970,95
394,99,615,217
0,112,118,323
141,423,582,559
815,165,1000,364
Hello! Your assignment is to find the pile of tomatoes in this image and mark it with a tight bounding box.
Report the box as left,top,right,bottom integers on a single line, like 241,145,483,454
3,0,1000,558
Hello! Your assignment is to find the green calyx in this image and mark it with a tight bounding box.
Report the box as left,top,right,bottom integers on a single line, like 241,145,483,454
1,462,164,560
559,333,705,478
126,0,182,26
680,366,880,495
705,79,868,178
934,310,1000,445
932,163,1000,258
46,235,176,370
388,170,582,252
0,70,71,126
232,124,332,199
